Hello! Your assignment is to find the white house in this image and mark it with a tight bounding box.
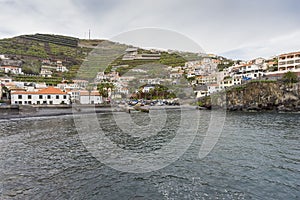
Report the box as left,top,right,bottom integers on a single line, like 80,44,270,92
0,66,23,74
78,90,103,104
0,77,12,84
40,68,53,77
56,65,68,72
220,77,242,89
207,84,222,95
142,85,155,93
194,86,208,98
11,87,70,105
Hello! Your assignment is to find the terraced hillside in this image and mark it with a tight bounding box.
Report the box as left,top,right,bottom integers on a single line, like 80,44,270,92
0,33,202,82
0,34,95,79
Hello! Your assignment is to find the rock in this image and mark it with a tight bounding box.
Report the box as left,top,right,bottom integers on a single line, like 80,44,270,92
246,106,261,112
277,105,293,112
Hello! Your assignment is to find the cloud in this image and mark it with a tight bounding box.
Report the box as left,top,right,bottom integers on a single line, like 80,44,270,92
0,0,299,60
221,30,300,60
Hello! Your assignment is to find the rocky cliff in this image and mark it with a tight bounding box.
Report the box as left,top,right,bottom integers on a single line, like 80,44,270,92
200,81,300,112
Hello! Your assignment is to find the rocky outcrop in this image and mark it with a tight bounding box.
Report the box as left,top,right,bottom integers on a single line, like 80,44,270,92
200,81,300,112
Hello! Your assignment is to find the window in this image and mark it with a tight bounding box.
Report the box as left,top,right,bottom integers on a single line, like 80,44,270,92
56,95,59,99
43,101,47,104
15,101,17,104
279,62,286,65
63,95,67,99
37,101,40,104
28,101,31,105
18,101,22,104
49,101,53,105
39,95,43,99
28,95,32,99
47,95,51,99
18,95,22,99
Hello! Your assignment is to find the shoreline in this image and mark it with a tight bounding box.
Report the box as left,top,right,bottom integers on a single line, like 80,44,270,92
1,104,299,120
0,105,187,120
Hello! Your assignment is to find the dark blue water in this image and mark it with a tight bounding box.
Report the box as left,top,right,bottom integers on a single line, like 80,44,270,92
0,110,299,199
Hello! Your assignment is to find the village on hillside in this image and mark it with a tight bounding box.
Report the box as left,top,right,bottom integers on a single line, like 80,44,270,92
0,43,299,107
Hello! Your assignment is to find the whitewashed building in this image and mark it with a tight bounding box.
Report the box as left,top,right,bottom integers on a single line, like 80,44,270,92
11,87,70,105
278,51,300,71
0,66,23,74
207,84,222,95
79,91,103,104
69,90,103,104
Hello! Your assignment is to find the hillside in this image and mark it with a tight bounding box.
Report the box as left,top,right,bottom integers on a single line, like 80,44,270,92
0,33,200,82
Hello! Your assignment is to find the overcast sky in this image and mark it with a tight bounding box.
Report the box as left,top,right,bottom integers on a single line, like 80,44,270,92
0,0,299,60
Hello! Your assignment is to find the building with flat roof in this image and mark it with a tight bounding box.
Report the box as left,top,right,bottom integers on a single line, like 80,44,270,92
278,51,300,71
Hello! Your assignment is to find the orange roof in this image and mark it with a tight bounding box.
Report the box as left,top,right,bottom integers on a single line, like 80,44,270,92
12,87,66,95
208,84,220,87
79,90,101,96
37,87,66,94
242,63,252,66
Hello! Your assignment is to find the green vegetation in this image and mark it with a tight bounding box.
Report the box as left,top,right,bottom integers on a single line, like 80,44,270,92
13,75,63,85
107,51,187,76
282,71,298,86
249,79,277,83
0,34,96,79
20,34,79,47
217,60,234,71
49,43,77,57
159,52,186,67
0,34,192,81
178,52,203,61
22,60,41,75
231,85,246,92
134,85,176,100
0,38,47,58
97,83,115,98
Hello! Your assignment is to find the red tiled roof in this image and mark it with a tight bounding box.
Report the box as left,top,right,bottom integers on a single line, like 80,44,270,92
12,87,66,95
37,87,66,94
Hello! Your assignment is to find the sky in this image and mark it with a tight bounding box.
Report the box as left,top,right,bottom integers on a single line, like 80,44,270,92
0,0,299,60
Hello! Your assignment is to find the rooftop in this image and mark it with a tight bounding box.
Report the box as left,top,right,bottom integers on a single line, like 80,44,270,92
12,87,66,95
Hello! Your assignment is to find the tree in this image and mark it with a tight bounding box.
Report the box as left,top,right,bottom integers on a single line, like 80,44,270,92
97,83,114,98
282,71,298,86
